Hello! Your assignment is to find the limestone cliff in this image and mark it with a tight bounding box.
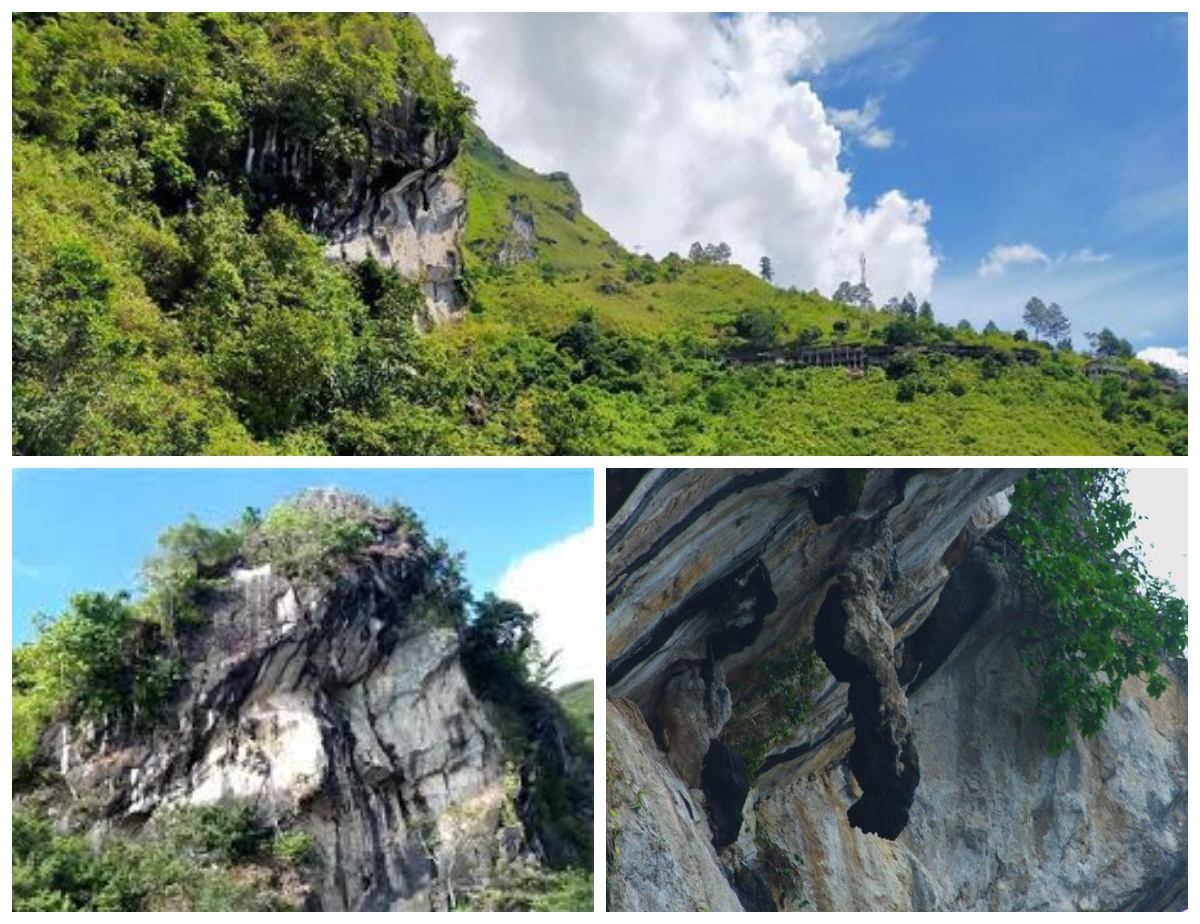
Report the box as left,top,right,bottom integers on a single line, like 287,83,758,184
22,490,589,912
240,16,466,327
606,469,1187,912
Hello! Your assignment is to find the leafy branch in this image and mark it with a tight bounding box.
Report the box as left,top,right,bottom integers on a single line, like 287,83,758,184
1003,469,1187,753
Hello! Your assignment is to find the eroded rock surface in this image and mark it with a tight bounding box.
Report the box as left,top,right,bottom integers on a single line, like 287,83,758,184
606,468,1188,912
41,491,588,911
606,699,743,912
239,19,467,327
324,174,467,328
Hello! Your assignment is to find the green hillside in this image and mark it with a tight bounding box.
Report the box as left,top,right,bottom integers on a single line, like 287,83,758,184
441,130,1186,455
557,679,595,750
11,13,1187,456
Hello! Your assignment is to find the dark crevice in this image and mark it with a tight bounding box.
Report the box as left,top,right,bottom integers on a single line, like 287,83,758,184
708,560,777,660
607,555,777,691
731,863,777,912
807,469,869,525
901,553,998,694
701,739,749,849
606,469,652,521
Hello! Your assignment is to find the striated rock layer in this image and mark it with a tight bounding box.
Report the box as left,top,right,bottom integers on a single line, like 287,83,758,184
606,469,1187,912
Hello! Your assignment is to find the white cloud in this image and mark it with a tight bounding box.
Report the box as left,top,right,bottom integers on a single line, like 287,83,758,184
828,96,894,149
978,243,1112,278
802,13,930,84
978,243,1051,277
1064,247,1112,266
1137,346,1188,375
496,526,599,688
424,13,937,300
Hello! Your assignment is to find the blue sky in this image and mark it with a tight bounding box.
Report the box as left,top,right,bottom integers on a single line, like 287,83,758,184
11,469,597,660
819,13,1187,361
425,13,1187,369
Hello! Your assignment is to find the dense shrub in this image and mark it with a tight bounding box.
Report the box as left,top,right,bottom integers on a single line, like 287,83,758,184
13,803,312,911
733,306,785,349
724,645,826,775
259,500,374,579
13,592,182,742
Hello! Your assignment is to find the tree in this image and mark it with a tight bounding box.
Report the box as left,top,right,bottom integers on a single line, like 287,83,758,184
1086,328,1134,359
1043,302,1070,343
983,320,1000,335
1098,374,1126,422
688,242,731,265
759,256,773,283
141,516,245,628
461,593,539,699
733,306,782,350
1022,296,1049,338
1023,297,1071,343
832,280,874,311
1003,469,1187,754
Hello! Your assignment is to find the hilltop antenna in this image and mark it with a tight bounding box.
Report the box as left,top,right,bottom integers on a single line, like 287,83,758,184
860,252,868,290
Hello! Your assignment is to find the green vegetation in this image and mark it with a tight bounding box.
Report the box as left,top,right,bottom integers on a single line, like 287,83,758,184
723,645,826,775
459,597,593,909
13,591,183,777
259,501,374,579
752,821,810,910
13,13,1185,455
11,492,438,780
454,863,593,912
13,802,313,911
605,742,628,876
13,13,472,455
558,679,595,751
1003,469,1188,754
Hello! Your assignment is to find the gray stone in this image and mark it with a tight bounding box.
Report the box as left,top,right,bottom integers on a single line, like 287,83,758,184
606,468,1187,911
48,493,515,911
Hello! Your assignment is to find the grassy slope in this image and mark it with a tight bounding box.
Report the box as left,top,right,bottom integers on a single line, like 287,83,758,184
442,131,1186,456
557,678,595,750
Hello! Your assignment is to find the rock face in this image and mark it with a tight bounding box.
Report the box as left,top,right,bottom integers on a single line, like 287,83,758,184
322,172,467,329
606,469,1187,912
607,698,743,912
45,491,569,911
240,18,466,327
494,195,538,266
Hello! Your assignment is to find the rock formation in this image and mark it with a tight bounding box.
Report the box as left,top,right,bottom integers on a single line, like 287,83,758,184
24,490,589,911
240,16,467,326
606,469,1187,912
